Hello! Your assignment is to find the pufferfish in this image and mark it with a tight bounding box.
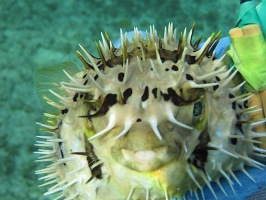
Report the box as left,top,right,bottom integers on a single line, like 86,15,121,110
34,23,266,200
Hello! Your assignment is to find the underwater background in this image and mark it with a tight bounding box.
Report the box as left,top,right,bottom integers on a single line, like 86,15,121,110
0,0,265,199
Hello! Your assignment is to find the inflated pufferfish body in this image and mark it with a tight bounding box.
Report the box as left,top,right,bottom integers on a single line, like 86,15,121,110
35,23,266,200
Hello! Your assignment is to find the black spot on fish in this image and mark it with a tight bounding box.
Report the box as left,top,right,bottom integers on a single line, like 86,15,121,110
142,86,149,101
58,141,66,166
88,93,117,117
162,93,170,101
123,88,132,104
152,88,158,99
232,102,236,110
94,75,99,80
73,93,79,102
244,100,249,108
231,137,238,145
215,76,220,81
118,72,124,82
171,65,178,71
61,108,68,114
185,55,196,64
167,88,185,106
213,85,219,91
186,74,194,81
106,60,114,68
229,94,235,99
236,122,244,134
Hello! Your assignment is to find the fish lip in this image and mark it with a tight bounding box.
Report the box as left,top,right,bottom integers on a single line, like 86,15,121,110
121,146,168,164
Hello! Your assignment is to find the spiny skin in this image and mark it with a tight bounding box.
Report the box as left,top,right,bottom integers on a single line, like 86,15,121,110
35,23,266,200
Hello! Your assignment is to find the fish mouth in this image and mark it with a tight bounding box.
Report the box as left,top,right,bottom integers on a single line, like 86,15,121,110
111,145,180,172
108,124,184,172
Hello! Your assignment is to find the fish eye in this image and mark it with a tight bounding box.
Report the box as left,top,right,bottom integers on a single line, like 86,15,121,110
192,99,205,128
193,101,203,117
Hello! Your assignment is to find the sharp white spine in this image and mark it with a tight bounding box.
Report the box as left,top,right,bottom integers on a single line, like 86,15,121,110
89,113,116,140
115,119,134,140
149,117,163,140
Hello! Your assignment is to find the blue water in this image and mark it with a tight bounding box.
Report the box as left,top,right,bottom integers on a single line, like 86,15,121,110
1,0,265,199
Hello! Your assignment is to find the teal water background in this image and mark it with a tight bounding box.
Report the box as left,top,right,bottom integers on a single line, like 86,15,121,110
0,0,264,199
